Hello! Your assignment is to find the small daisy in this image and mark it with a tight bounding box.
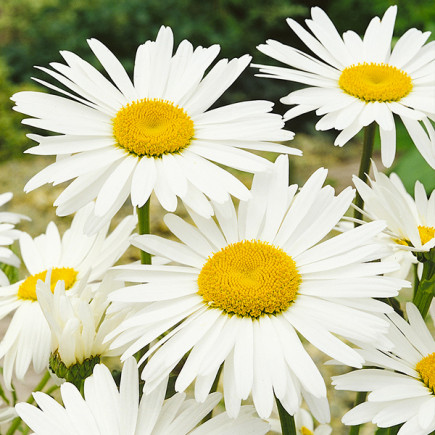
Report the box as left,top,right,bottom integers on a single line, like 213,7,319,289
254,6,435,168
16,357,270,435
352,163,435,253
12,26,298,233
269,408,332,434
0,203,136,389
36,272,127,386
294,409,332,435
333,303,435,435
107,155,408,421
0,192,29,285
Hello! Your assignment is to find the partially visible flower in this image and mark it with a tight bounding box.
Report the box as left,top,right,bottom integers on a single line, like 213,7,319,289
36,272,127,386
333,303,435,434
353,163,435,254
0,192,29,285
254,6,435,168
0,203,136,388
12,25,298,233
295,409,332,435
269,408,332,434
16,357,270,435
107,155,407,421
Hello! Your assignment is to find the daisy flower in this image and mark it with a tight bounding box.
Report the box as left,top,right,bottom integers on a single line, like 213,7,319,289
333,303,435,435
0,192,29,285
269,408,332,434
36,272,128,386
12,26,298,233
107,155,408,421
15,357,270,435
0,203,136,389
254,6,435,168
352,162,435,253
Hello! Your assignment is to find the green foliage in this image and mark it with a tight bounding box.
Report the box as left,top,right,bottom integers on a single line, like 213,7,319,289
0,0,308,82
392,147,435,194
0,59,34,160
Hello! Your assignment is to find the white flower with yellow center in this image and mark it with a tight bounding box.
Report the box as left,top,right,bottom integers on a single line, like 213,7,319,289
353,163,435,253
12,26,298,233
269,408,332,434
254,6,435,169
333,303,435,434
15,357,270,435
36,272,127,385
107,155,408,421
0,192,29,285
0,203,136,389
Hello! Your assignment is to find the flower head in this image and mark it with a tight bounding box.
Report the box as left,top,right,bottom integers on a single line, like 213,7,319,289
15,357,270,435
0,203,136,388
255,6,435,168
36,272,127,386
353,162,435,254
333,303,435,435
107,155,408,421
12,26,299,233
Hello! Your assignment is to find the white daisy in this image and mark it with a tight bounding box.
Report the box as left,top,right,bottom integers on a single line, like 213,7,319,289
353,162,435,253
269,408,332,434
12,26,298,233
107,155,408,421
15,357,270,435
332,302,435,435
254,6,435,168
0,192,29,286
0,203,136,389
36,272,127,386
294,408,332,435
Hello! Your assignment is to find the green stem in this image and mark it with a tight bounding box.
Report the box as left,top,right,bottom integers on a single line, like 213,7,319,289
137,200,151,265
276,397,296,435
43,384,59,396
413,259,435,319
413,263,420,299
354,123,377,224
387,424,401,434
6,371,51,435
349,391,367,435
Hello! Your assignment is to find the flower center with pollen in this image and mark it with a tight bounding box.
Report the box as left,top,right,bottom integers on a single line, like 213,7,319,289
112,98,195,157
416,352,435,392
339,63,412,103
418,225,435,245
17,268,78,301
197,240,301,318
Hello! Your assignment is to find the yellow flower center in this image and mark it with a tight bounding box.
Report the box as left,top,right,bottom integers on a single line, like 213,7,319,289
416,352,435,392
197,240,301,318
17,267,78,301
301,427,314,435
339,62,412,103
418,225,435,245
112,98,194,157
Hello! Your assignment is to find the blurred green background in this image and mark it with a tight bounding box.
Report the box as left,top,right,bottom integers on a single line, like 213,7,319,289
0,0,434,190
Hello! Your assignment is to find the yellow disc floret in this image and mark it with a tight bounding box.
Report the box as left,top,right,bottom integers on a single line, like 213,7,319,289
418,225,435,245
112,98,194,157
301,427,314,435
197,240,301,318
18,267,78,301
339,62,412,103
416,352,435,393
